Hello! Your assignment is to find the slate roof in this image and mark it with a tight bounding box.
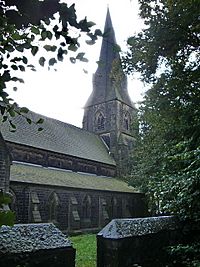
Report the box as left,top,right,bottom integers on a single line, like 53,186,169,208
85,8,134,108
1,111,116,166
97,216,178,239
0,223,72,254
10,162,137,193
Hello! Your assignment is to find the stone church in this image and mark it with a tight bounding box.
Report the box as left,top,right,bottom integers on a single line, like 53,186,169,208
0,9,146,233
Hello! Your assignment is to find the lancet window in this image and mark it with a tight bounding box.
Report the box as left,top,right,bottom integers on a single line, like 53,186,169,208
96,111,105,130
48,192,59,223
123,112,131,131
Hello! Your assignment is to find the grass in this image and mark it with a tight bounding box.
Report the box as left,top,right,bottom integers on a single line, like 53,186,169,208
70,234,97,267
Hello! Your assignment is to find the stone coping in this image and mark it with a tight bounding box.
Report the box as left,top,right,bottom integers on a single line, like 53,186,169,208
97,216,178,239
0,223,72,254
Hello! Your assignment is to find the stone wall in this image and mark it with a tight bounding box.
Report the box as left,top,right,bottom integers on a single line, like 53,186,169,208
10,182,146,233
0,133,11,192
83,100,136,175
97,216,182,267
6,142,116,177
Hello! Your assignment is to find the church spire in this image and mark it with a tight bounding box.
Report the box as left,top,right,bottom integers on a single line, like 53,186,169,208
85,8,133,108
83,9,136,175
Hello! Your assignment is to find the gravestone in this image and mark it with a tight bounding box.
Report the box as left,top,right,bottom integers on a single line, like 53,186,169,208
97,216,181,267
0,223,75,267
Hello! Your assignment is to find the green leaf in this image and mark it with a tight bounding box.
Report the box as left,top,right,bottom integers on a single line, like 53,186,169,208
44,45,57,52
87,21,96,28
49,58,57,66
80,57,88,63
76,52,85,60
85,40,96,45
31,26,40,35
113,44,121,52
31,46,39,56
11,77,24,83
26,118,32,124
36,118,44,124
2,64,8,69
20,107,29,113
70,57,76,64
0,211,15,227
0,106,6,115
68,44,78,52
39,57,46,66
95,29,102,36
46,31,53,40
22,56,28,64
83,69,88,74
9,120,16,128
11,65,18,70
57,47,64,61
16,45,24,52
5,45,14,52
53,25,59,32
10,57,22,63
19,65,25,72
8,109,15,117
27,65,36,71
44,18,50,25
2,116,7,122
11,32,22,40
41,30,47,40
2,71,11,82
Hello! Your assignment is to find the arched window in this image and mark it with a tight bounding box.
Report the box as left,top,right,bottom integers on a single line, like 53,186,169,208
48,192,59,223
83,195,91,220
30,191,42,223
96,111,105,130
123,112,131,131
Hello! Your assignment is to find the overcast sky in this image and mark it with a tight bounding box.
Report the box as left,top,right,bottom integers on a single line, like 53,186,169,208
7,0,146,127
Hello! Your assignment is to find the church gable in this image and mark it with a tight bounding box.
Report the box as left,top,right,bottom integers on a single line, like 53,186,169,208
1,110,116,167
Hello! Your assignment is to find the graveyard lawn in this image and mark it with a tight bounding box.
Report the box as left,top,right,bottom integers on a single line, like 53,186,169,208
71,234,96,267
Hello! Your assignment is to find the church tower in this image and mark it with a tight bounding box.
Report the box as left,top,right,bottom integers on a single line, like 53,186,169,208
83,9,136,175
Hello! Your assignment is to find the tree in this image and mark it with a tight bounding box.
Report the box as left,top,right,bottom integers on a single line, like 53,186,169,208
0,0,102,226
124,1,200,265
0,190,15,226
0,0,102,128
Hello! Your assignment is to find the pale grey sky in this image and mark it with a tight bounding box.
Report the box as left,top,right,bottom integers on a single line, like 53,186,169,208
7,0,146,127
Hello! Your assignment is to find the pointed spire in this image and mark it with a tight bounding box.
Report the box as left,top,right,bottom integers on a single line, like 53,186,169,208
85,8,133,108
97,7,118,76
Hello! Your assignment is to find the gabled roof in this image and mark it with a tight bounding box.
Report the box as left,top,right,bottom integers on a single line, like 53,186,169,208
97,216,177,239
85,8,134,108
0,223,72,254
10,162,137,193
1,111,116,166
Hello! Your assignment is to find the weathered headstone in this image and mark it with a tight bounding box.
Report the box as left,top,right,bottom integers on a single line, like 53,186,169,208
0,223,75,267
97,216,181,267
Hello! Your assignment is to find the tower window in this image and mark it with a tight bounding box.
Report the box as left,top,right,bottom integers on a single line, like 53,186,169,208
123,112,131,131
96,112,105,130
